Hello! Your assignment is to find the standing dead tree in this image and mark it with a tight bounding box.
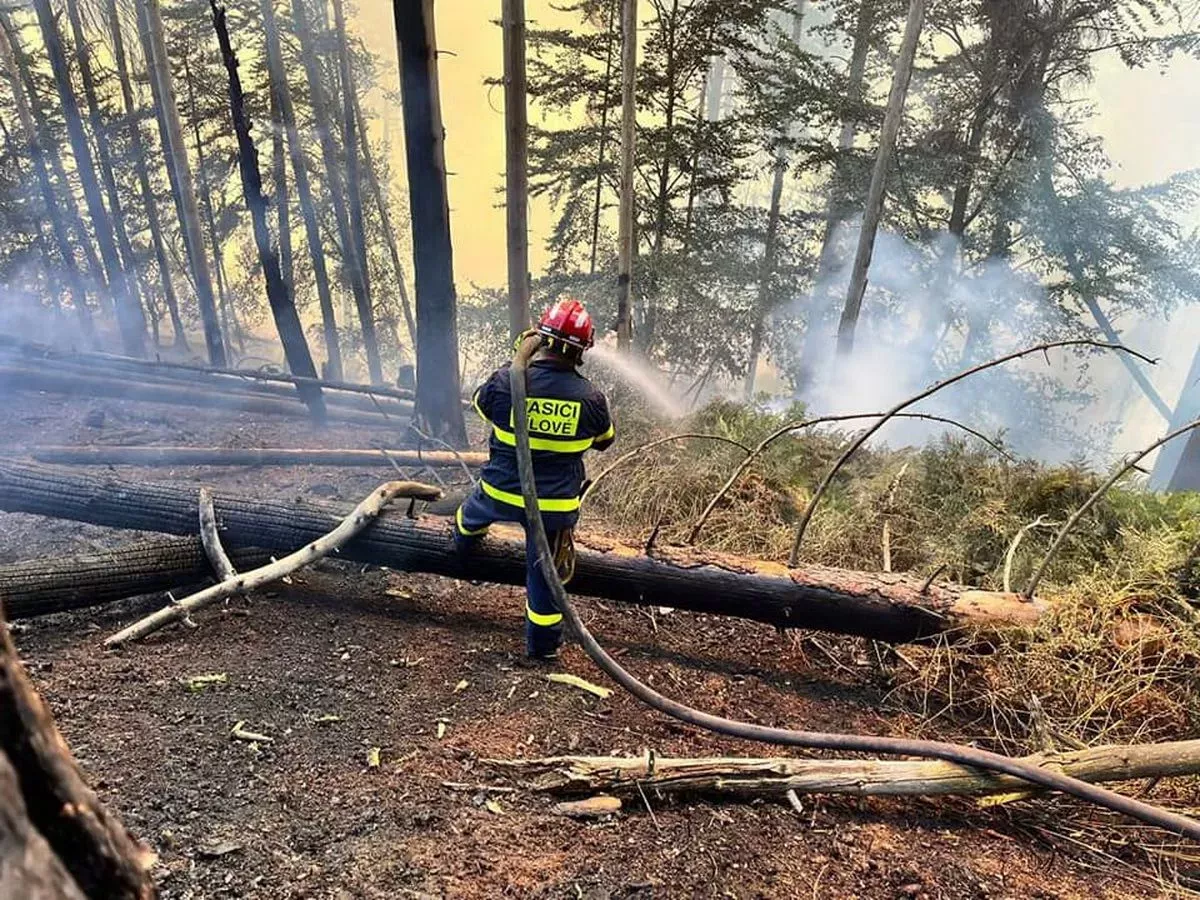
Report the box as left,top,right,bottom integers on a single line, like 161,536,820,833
104,0,188,350
32,0,146,357
210,1,326,423
293,0,381,383
502,0,531,340
393,0,468,446
139,0,227,365
0,610,156,898
615,0,637,350
0,21,95,343
261,0,343,379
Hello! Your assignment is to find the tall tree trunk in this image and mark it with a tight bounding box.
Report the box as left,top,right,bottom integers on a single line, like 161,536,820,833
63,0,149,355
589,0,618,274
270,66,293,294
140,0,227,365
615,0,638,351
0,22,95,343
106,0,188,351
332,0,382,382
211,1,326,423
744,0,805,399
835,0,927,357
0,10,110,320
502,0,531,340
294,0,378,383
180,49,241,355
264,0,343,379
393,0,468,445
794,0,873,389
353,89,416,350
31,0,146,357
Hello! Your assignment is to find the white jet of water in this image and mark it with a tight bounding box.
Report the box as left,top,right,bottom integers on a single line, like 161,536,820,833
586,343,686,419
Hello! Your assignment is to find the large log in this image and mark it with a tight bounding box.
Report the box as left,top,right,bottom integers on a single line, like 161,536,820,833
0,461,1045,642
0,612,155,898
0,536,272,620
19,446,486,470
0,365,410,427
485,741,1200,799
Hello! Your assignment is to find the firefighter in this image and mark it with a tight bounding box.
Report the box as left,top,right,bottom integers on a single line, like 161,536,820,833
454,298,615,661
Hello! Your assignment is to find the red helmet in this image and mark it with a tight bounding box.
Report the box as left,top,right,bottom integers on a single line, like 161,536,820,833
537,298,595,352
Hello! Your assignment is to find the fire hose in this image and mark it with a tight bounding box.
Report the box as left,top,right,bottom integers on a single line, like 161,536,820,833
508,335,1200,840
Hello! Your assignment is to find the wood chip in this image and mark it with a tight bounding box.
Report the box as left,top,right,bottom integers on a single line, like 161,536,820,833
454,679,469,693
552,796,622,819
436,721,447,739
197,840,243,858
184,673,228,692
546,673,613,699
230,721,273,744
484,798,505,815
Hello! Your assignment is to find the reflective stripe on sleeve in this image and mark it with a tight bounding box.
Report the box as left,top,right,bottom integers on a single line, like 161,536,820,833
480,479,581,512
526,604,564,627
596,422,615,442
492,424,594,453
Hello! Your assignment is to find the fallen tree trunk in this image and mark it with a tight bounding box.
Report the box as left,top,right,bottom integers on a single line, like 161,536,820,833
0,366,410,427
0,461,1045,642
0,536,273,620
485,741,1200,799
0,333,415,401
0,610,155,898
0,353,411,418
19,446,486,469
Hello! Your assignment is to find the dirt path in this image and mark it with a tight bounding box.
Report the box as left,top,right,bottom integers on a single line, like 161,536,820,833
0,393,1180,898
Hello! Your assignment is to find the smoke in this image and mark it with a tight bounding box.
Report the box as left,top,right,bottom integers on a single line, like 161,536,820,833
791,219,1198,467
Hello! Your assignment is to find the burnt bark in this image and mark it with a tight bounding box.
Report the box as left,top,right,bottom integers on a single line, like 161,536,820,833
211,2,326,423
0,611,155,898
394,0,468,445
21,446,484,470
0,461,1045,643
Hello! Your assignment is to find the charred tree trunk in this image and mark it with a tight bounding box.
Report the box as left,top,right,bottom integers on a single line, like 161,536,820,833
31,0,146,357
211,2,328,423
332,0,382,381
394,0,468,446
0,461,1046,643
614,0,637,350
353,90,416,351
19,446,483,470
294,0,379,383
502,0,531,341
269,73,293,294
589,0,617,274
263,0,343,379
0,610,156,898
0,22,95,344
836,0,927,357
139,0,227,366
105,0,188,351
63,0,149,354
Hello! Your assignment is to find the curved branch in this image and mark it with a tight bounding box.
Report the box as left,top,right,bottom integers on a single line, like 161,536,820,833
581,433,752,505
1024,417,1200,598
787,340,1157,567
688,412,1012,546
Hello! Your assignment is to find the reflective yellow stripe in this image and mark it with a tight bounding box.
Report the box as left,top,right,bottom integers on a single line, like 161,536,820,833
480,479,581,512
472,389,488,423
492,424,594,453
526,604,564,627
597,423,615,442
456,506,489,537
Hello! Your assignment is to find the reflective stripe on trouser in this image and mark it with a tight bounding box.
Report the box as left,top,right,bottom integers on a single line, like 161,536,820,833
453,486,565,656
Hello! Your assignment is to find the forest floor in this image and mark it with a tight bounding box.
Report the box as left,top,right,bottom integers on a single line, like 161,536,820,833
0,390,1189,899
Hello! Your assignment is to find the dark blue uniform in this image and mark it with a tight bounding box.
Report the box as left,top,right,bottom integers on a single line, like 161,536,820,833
455,354,614,656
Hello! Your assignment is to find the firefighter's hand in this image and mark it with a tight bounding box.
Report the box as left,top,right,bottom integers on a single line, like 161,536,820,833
512,328,540,352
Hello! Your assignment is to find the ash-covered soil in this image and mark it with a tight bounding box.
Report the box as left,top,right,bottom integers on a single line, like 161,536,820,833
0,392,1177,898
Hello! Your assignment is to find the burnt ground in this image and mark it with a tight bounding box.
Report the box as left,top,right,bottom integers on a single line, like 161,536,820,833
0,391,1188,899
